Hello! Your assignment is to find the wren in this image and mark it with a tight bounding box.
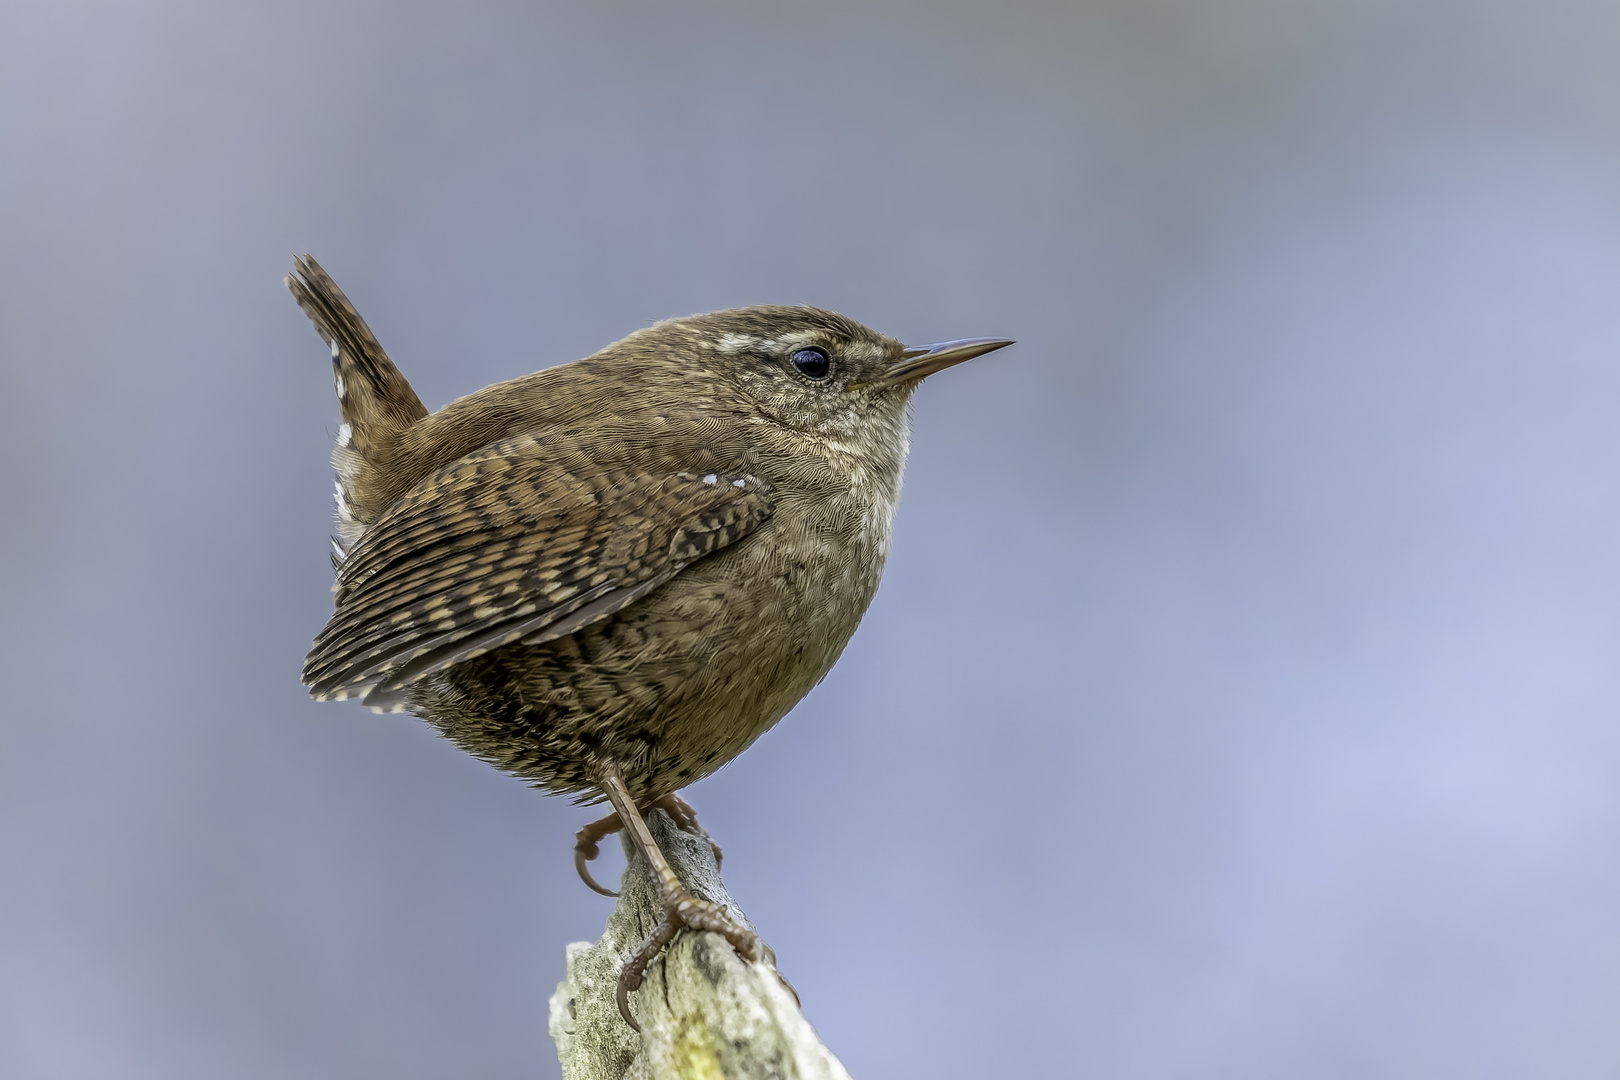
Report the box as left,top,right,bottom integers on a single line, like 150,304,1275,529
288,255,1012,1028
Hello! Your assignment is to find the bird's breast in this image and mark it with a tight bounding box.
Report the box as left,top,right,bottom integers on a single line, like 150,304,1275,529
721,458,901,679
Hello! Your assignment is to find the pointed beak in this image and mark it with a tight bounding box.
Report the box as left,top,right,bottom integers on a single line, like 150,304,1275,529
883,337,1016,384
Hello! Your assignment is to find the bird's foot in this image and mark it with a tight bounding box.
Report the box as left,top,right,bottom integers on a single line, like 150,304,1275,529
573,793,723,897
589,769,761,1030
650,793,723,868
616,882,762,1031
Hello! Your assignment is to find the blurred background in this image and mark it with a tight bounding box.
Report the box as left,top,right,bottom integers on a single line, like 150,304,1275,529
5,1,1620,1076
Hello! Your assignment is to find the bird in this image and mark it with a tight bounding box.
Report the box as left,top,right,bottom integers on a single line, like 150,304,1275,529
288,254,1012,1028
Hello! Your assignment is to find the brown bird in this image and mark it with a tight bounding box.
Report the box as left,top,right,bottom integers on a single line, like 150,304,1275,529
288,255,1012,1028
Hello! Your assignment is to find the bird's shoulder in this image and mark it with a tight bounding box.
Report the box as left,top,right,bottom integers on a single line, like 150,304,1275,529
348,360,639,514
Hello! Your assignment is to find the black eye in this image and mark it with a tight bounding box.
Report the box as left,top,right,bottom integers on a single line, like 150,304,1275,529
791,346,830,380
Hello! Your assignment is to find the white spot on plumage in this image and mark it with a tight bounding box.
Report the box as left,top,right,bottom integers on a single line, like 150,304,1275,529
329,339,341,360
733,478,746,487
762,330,818,352
336,422,352,447
703,474,718,484
840,339,885,363
334,372,346,399
716,333,758,354
334,479,357,525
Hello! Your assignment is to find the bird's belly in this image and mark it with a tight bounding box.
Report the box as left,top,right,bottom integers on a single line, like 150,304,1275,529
412,516,887,800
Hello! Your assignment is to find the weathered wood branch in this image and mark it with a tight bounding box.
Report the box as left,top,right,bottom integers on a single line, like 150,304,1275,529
549,810,853,1080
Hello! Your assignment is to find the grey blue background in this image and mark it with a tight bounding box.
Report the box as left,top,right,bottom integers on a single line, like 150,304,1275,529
5,1,1620,1076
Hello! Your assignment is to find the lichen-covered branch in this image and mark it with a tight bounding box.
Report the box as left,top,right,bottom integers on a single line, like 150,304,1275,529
549,811,853,1080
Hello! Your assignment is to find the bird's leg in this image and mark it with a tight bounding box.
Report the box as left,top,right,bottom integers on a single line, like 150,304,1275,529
597,766,762,1032
573,792,723,896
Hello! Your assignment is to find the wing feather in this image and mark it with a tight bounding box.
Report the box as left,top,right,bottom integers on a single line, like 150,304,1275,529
302,440,774,709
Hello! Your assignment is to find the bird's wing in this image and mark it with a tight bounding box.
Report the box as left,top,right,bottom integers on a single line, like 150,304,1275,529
302,435,775,711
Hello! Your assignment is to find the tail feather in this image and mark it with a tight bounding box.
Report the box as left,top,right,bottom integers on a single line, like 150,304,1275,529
287,254,428,453
288,254,429,555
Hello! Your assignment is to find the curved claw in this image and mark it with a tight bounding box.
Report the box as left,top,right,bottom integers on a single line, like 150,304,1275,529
617,917,680,1031
774,968,802,1009
574,846,620,897
752,940,798,1005
616,976,637,1033
574,812,625,897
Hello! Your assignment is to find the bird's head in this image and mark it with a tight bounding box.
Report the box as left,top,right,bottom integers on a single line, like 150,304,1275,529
604,306,1013,447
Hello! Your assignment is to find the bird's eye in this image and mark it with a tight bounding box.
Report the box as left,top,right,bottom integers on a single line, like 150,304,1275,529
791,347,831,380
